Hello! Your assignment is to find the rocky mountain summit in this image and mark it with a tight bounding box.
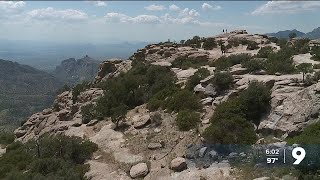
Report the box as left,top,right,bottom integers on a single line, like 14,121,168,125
12,30,320,179
52,55,101,85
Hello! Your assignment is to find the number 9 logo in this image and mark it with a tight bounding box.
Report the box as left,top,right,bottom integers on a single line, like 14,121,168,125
292,147,306,165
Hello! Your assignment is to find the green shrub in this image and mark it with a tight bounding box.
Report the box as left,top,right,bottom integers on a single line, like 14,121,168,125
166,90,201,112
212,54,251,70
238,81,271,124
184,36,202,48
265,48,296,74
288,122,320,144
185,68,210,91
241,59,266,72
311,46,320,61
0,135,97,179
203,81,271,144
203,38,217,50
257,46,273,58
56,84,71,95
72,82,89,103
172,56,208,70
268,36,278,43
0,131,14,145
246,41,259,50
276,38,288,48
203,115,256,144
292,38,310,54
95,63,176,119
176,110,200,131
81,103,96,124
147,86,178,111
212,71,234,93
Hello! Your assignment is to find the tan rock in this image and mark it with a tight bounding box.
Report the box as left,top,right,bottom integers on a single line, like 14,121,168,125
130,163,149,178
170,157,187,172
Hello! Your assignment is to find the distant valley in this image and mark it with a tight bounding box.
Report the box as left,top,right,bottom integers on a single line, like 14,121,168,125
0,59,61,130
0,40,150,71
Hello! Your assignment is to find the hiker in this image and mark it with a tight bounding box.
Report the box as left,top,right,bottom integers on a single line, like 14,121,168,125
226,29,228,33
223,29,224,33
221,44,226,55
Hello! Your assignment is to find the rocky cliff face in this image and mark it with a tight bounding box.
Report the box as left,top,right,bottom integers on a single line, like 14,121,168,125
52,55,101,85
14,31,320,179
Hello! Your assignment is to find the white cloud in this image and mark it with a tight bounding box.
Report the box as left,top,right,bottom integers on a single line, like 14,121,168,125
0,1,25,15
169,4,181,11
202,3,221,11
88,1,107,7
252,1,320,15
105,12,160,24
144,4,166,11
28,7,88,21
180,8,200,17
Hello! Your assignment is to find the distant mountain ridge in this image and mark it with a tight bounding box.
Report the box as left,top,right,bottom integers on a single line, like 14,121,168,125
51,55,101,85
266,27,320,39
0,59,62,130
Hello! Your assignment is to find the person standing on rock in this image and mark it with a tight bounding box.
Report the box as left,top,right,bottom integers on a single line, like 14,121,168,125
223,29,224,33
221,44,226,55
226,29,228,33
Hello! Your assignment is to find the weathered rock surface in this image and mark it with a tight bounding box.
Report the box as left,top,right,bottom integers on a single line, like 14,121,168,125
170,157,187,172
130,163,149,178
148,143,162,150
259,82,320,136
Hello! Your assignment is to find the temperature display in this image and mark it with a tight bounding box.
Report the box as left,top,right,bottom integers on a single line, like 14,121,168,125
265,147,306,165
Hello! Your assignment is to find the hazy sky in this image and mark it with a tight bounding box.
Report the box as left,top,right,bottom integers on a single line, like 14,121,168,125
1,1,319,44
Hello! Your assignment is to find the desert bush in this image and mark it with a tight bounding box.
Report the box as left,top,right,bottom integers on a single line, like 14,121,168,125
184,36,202,48
81,103,96,124
212,71,234,93
203,81,271,144
147,86,178,111
311,46,320,61
276,38,288,48
241,59,266,72
292,39,310,54
257,46,273,58
265,48,296,74
176,110,200,131
211,54,251,70
166,90,201,112
268,36,278,43
172,56,208,69
0,135,97,179
203,38,217,50
238,81,271,124
246,41,259,50
72,81,89,103
0,131,14,145
56,84,70,95
185,68,210,91
95,63,176,119
203,115,256,144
